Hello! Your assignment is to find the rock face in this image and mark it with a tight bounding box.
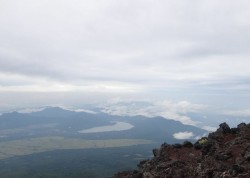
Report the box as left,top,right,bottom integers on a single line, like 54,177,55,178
112,122,250,178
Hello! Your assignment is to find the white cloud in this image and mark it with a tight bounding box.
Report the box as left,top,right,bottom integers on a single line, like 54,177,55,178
0,0,250,116
173,132,194,139
101,100,205,125
69,109,97,114
202,126,217,132
17,107,45,113
17,106,98,115
0,0,250,93
223,109,250,117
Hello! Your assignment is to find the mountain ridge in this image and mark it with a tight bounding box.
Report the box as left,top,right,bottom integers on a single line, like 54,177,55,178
0,107,207,177
112,122,250,178
0,107,206,143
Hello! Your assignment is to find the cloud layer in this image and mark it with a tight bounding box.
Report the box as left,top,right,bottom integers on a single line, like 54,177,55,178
0,0,250,118
223,109,250,117
100,100,205,125
0,0,250,93
173,132,194,140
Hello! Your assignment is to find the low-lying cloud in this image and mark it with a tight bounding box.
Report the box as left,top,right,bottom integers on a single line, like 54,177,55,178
202,126,217,132
173,132,194,140
100,99,206,125
223,109,250,117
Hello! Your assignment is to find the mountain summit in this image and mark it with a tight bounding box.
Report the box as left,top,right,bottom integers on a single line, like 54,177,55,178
112,122,250,178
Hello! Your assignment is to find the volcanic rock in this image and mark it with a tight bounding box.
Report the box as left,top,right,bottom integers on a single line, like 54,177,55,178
112,122,250,178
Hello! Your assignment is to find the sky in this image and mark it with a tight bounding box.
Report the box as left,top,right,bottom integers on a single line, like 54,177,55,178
0,0,250,126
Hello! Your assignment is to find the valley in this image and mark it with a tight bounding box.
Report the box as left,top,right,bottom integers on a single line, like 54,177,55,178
0,137,151,160
0,107,206,178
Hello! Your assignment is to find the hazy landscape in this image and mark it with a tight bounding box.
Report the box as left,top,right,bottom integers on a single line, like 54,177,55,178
0,107,208,177
0,0,250,177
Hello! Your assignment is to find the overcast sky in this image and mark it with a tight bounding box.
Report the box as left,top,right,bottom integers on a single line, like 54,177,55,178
0,0,250,123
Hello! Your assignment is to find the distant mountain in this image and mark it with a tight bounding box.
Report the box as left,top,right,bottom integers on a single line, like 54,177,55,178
0,107,206,143
0,107,208,178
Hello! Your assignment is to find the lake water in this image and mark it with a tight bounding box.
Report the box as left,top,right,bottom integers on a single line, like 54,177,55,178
78,122,134,133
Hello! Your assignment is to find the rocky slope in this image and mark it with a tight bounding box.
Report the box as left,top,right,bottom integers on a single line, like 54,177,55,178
112,123,250,178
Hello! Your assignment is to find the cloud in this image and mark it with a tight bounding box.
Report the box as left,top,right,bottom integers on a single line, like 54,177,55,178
0,0,250,120
16,106,97,114
173,132,194,139
202,126,217,132
0,0,250,93
100,99,206,125
223,109,250,117
17,107,45,114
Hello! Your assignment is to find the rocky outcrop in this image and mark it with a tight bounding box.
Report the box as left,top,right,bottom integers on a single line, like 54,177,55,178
112,122,250,178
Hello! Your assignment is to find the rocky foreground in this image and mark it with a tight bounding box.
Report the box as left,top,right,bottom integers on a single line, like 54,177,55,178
112,123,250,178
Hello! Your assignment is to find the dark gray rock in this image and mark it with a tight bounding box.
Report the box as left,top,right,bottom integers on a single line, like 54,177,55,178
173,143,182,148
232,164,245,174
219,122,231,134
238,123,247,129
182,141,193,148
215,153,232,161
152,148,160,157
